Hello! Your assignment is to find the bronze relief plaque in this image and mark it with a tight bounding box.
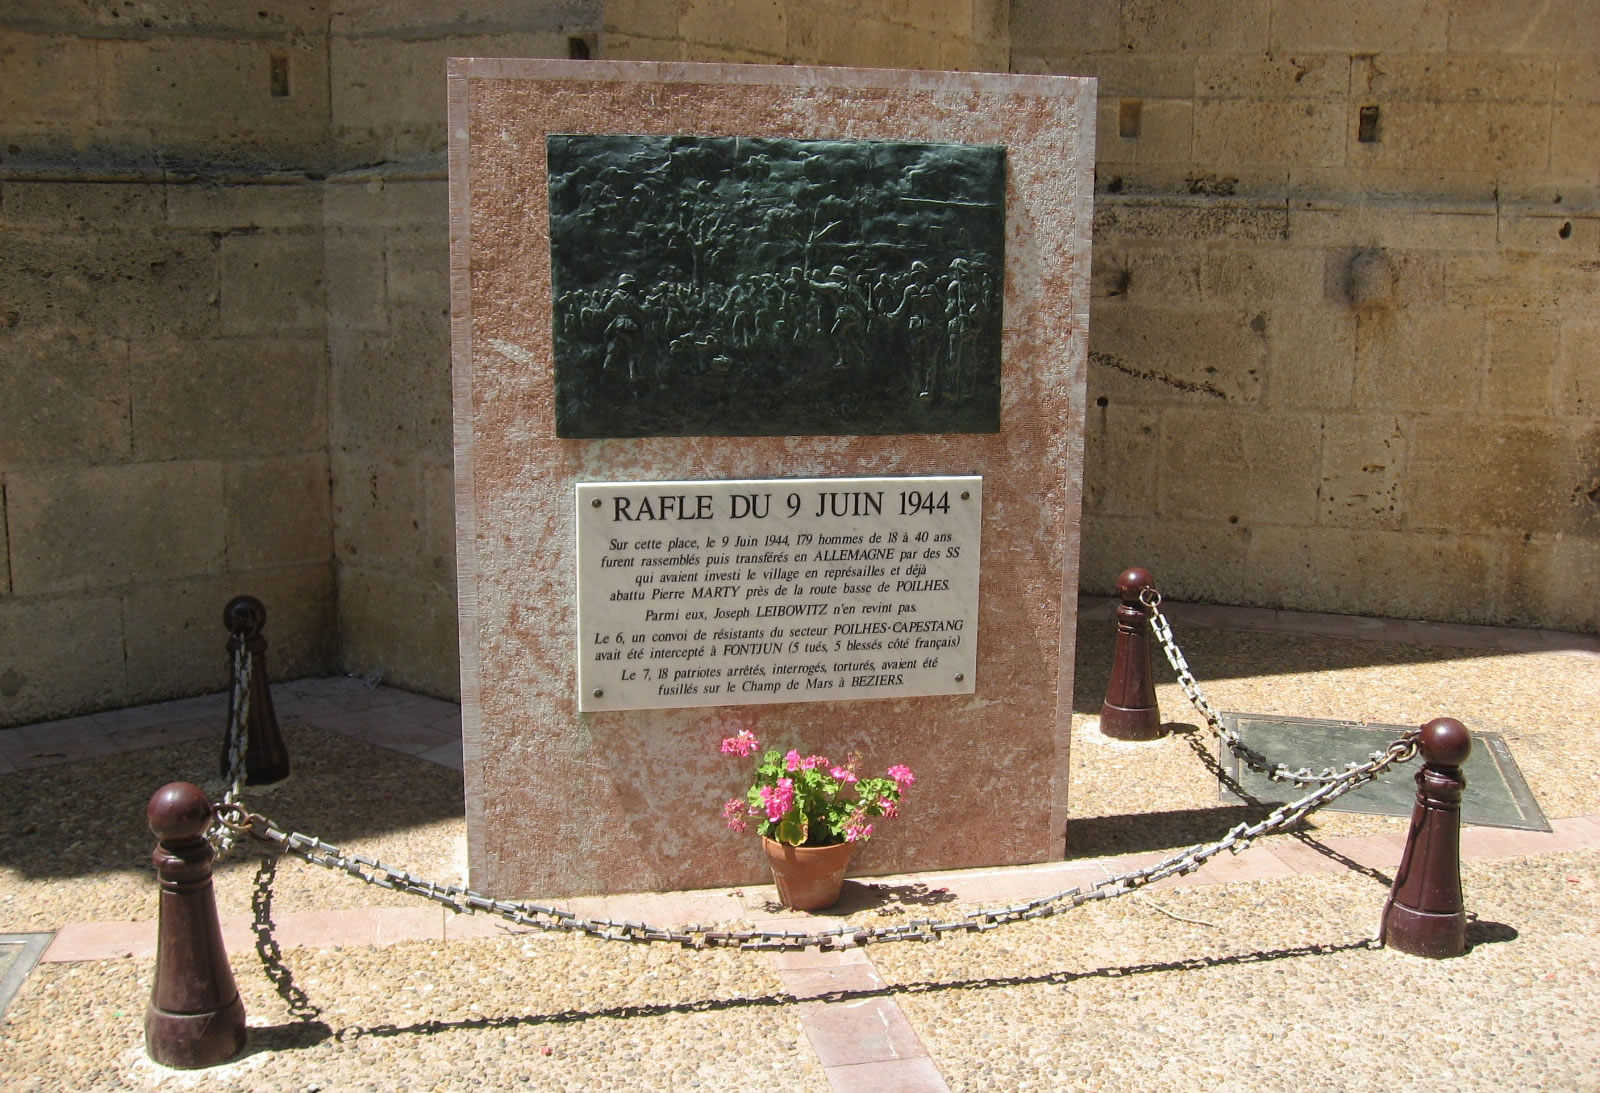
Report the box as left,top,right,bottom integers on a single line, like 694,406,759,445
548,135,1005,438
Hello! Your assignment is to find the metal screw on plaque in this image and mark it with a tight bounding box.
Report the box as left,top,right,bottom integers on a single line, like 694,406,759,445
1381,717,1471,958
145,782,247,1068
1099,567,1162,740
222,595,289,785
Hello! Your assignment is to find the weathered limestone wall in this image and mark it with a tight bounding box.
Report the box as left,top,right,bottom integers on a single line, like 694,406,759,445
0,4,337,724
321,2,595,699
4,0,1595,724
1012,0,1599,631
603,0,1008,71
0,3,596,724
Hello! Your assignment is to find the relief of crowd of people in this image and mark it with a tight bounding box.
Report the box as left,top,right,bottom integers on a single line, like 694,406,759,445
549,134,1004,434
558,253,1000,405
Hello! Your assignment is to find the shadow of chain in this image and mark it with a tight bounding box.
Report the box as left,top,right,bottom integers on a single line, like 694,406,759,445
1173,723,1396,888
252,853,323,1023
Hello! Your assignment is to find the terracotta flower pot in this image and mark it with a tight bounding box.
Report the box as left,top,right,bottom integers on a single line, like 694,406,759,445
761,836,856,910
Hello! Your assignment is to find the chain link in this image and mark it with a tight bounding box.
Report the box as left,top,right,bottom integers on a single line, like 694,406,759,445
209,644,252,858
208,592,1422,951
1140,589,1405,787
218,729,1417,952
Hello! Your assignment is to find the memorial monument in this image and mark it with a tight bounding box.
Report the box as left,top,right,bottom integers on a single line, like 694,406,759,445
448,60,1096,897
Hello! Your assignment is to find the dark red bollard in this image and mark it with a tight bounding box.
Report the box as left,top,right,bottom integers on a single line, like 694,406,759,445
1100,567,1161,740
221,595,289,785
1381,717,1471,958
145,782,246,1068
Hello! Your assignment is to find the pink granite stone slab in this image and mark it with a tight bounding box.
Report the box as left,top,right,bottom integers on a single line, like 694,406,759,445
448,60,1096,898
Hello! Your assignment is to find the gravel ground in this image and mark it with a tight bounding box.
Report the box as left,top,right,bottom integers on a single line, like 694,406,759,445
1068,626,1600,858
2,619,1596,1090
871,850,1600,1092
1,724,467,931
3,934,813,1091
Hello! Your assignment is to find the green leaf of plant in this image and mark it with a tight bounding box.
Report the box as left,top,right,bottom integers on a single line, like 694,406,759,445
775,810,807,845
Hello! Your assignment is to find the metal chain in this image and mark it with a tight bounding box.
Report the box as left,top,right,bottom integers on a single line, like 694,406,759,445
1140,589,1390,787
209,644,252,858
214,726,1417,952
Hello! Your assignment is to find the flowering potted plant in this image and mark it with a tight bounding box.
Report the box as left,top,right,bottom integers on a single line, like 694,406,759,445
719,728,914,909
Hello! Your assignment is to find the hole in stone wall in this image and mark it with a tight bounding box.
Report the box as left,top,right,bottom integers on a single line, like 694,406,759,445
1558,221,1573,239
568,36,592,60
1357,105,1380,143
1118,99,1142,139
269,52,290,97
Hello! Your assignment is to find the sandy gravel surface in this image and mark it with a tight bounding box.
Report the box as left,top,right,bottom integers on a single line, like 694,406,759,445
3,932,813,1092
2,617,1595,1090
871,849,1600,1092
1,723,467,932
1068,624,1600,858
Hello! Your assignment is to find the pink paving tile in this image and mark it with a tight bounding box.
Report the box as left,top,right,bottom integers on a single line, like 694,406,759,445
901,860,1112,905
1458,825,1578,861
44,921,157,962
802,995,929,1067
104,718,218,751
92,698,216,734
386,696,462,724
258,907,446,950
318,683,428,713
311,715,458,757
771,946,873,972
1292,833,1406,875
780,962,886,998
1546,816,1600,848
1264,836,1380,876
1,718,120,768
441,910,540,940
1145,844,1299,890
825,1057,950,1093
417,740,464,771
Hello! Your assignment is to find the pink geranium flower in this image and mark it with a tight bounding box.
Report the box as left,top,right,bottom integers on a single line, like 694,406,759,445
718,730,913,849
760,778,795,821
720,729,759,757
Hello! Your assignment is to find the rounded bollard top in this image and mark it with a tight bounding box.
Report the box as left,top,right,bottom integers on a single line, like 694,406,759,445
1115,567,1155,601
148,782,214,842
223,595,266,637
1418,717,1471,767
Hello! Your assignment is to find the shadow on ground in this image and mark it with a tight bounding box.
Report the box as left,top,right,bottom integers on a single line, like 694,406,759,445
1070,614,1538,714
241,922,1518,1050
0,723,462,881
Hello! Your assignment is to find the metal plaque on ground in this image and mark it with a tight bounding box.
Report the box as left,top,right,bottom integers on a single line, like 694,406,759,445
1220,713,1549,832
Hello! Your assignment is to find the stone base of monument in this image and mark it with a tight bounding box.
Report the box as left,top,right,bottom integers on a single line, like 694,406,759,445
448,59,1096,898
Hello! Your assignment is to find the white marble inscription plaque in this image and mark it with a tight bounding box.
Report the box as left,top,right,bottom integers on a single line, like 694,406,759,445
576,476,982,712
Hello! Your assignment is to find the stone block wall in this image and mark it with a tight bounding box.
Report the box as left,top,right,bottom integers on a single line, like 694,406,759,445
604,0,1009,70
0,3,594,724
3,0,1595,724
0,0,337,726
1011,0,1600,630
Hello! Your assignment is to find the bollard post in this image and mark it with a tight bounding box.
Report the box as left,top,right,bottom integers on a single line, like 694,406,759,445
1100,567,1162,740
145,782,247,1068
221,595,289,786
1380,717,1471,958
